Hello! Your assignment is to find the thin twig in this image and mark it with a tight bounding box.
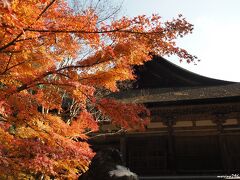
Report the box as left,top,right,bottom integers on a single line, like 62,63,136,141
90,129,125,139
3,53,13,74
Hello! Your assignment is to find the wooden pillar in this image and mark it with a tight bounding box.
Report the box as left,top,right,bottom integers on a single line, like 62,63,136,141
213,113,230,173
237,114,240,126
120,135,127,166
163,116,176,174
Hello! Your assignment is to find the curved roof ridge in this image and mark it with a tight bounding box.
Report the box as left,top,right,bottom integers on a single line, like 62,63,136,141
134,56,235,88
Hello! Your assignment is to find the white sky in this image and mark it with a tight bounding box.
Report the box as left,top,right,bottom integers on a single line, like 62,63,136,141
122,0,240,82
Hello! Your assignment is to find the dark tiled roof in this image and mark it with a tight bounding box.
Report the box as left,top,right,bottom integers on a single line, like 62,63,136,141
111,56,240,104
111,83,240,104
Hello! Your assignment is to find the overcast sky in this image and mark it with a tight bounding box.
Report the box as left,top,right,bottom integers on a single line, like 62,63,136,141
122,0,240,82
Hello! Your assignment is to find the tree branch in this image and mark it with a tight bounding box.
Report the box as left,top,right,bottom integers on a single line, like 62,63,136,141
0,33,23,52
24,28,163,35
35,0,56,21
0,0,56,52
0,60,31,75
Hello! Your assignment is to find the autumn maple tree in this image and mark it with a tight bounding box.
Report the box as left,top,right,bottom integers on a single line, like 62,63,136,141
0,0,197,179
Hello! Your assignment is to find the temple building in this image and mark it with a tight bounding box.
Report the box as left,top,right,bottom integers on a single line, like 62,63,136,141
91,56,240,179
